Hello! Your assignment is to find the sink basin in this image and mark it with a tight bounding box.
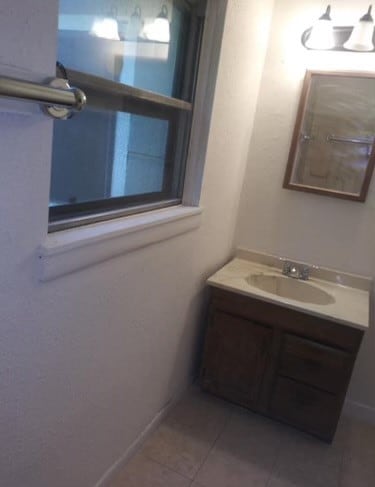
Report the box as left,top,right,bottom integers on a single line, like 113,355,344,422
246,274,335,305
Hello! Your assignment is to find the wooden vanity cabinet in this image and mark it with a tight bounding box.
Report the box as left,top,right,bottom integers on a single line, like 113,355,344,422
201,288,364,442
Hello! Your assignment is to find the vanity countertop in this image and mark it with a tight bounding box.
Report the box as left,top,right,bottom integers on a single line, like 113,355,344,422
207,251,373,331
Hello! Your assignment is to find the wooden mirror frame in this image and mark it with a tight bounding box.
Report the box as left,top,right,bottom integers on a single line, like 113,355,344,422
283,70,375,202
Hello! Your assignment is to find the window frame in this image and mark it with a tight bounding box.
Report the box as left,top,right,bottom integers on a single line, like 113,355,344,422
40,0,228,280
49,0,206,232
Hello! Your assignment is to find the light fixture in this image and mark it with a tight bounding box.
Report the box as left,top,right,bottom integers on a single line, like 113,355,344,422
90,17,120,40
142,4,170,43
344,5,375,51
304,5,335,50
302,4,375,52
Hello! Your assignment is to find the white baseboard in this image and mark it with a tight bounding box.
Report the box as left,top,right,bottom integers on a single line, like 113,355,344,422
93,381,193,487
344,399,375,425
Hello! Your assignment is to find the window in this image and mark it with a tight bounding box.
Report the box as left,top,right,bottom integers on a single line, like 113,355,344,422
49,0,206,232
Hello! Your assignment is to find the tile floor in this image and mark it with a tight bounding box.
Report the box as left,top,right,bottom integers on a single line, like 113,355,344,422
109,387,375,487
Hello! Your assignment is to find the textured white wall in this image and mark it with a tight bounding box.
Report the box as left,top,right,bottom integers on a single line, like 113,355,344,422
0,1,274,486
236,0,375,409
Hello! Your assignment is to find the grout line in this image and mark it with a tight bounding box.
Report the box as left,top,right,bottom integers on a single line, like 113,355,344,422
191,403,235,482
337,417,351,487
141,453,194,482
137,390,235,485
95,381,193,487
139,403,233,482
337,448,346,487
264,429,284,487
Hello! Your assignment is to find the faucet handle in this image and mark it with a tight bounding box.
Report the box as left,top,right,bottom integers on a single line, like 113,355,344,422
299,266,310,281
281,260,311,280
281,260,292,275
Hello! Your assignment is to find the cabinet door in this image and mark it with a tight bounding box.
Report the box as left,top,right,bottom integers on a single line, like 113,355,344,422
201,310,272,409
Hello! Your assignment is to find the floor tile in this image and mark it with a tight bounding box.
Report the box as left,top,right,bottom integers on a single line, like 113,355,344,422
196,448,271,487
167,387,233,432
344,416,375,463
217,407,286,457
269,460,340,487
140,420,212,479
340,467,375,487
340,417,375,487
140,389,231,479
108,452,190,487
267,477,305,487
269,422,345,487
195,408,282,487
106,388,375,487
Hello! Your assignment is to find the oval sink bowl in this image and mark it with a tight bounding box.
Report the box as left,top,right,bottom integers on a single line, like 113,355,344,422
246,274,335,305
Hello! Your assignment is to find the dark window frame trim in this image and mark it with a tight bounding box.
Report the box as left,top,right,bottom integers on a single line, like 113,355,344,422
49,1,206,233
49,198,182,233
66,69,193,112
48,92,192,230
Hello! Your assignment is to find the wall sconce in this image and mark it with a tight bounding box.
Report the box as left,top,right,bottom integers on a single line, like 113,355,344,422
142,5,171,43
90,6,121,41
344,6,374,51
304,5,335,50
90,17,120,40
302,4,375,52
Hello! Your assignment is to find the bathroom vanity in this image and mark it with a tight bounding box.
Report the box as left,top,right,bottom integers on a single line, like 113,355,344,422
200,251,372,442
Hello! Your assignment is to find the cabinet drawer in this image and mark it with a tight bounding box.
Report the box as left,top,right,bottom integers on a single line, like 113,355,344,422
270,377,338,440
279,334,351,394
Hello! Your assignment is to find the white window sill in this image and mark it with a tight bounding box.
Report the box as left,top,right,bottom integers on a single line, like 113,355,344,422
38,205,202,281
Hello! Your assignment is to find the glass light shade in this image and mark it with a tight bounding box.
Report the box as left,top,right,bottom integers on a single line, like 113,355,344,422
142,17,170,43
344,6,374,51
305,19,335,50
90,18,120,41
142,5,170,43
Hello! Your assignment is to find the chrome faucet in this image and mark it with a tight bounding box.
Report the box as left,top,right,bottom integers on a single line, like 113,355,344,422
282,260,310,280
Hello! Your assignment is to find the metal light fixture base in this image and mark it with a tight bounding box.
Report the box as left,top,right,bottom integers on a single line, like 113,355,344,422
302,25,375,52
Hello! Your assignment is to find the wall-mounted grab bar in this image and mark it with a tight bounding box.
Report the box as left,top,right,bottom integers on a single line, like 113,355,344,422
0,75,86,119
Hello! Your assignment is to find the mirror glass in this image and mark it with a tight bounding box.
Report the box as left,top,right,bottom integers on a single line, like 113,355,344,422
284,71,375,201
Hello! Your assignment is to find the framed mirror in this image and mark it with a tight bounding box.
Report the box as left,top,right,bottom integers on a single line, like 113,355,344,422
283,71,375,202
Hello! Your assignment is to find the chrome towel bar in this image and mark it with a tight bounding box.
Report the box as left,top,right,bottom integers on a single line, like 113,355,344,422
0,75,86,119
326,134,374,146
